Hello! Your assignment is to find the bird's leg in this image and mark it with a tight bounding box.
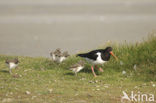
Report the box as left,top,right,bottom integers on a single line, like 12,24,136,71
9,69,12,74
95,65,98,69
91,66,97,77
75,72,77,76
95,65,103,72
98,67,104,72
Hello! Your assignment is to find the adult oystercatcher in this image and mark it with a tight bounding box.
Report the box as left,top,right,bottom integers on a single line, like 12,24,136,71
5,58,19,74
77,47,118,77
69,60,85,76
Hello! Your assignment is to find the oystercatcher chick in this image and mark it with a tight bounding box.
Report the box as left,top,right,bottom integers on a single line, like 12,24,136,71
69,60,85,76
58,51,70,63
5,58,19,74
50,48,61,62
50,49,70,63
77,47,118,77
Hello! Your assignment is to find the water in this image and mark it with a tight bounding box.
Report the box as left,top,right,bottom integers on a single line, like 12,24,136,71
0,0,156,57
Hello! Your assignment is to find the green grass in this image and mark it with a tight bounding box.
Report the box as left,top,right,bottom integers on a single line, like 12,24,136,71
0,34,156,103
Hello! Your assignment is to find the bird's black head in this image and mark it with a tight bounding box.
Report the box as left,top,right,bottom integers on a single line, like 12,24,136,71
105,47,113,52
14,58,19,63
105,46,118,60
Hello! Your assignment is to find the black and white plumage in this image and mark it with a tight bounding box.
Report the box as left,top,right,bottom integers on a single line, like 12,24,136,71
77,47,118,77
69,60,85,76
5,58,19,74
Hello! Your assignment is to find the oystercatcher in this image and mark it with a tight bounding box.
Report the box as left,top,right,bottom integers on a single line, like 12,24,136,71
50,49,70,63
50,48,61,61
59,51,70,63
5,58,19,74
77,47,118,77
69,60,85,76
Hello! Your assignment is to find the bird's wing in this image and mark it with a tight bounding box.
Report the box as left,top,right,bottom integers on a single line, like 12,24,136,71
70,64,79,68
77,51,98,60
87,50,100,60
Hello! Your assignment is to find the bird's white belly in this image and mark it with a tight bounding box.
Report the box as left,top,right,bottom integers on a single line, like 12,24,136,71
55,56,66,63
85,57,106,65
95,56,106,64
9,63,17,69
76,66,84,72
59,56,66,63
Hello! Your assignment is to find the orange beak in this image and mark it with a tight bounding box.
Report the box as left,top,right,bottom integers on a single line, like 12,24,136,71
109,51,118,61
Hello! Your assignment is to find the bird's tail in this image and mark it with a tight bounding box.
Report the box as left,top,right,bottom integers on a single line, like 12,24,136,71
76,53,86,57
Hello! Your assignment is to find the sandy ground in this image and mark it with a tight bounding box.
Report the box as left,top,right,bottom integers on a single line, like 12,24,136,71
0,0,156,57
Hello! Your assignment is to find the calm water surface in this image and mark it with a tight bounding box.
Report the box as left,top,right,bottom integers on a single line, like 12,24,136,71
0,0,156,57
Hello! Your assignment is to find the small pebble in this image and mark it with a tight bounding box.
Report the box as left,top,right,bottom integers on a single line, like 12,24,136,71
80,78,85,80
104,85,109,88
40,68,45,71
5,93,9,96
122,71,126,75
0,86,4,89
96,85,100,88
17,96,21,98
75,93,79,96
31,96,37,99
143,83,146,86
89,81,94,83
25,91,31,95
48,89,53,93
10,92,13,95
87,94,93,97
96,89,100,91
133,64,137,71
120,61,124,65
134,86,138,89
24,69,32,72
152,84,155,87
95,80,98,83
2,98,13,103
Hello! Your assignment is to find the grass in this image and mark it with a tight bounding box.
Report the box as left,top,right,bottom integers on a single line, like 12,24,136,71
0,34,156,103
